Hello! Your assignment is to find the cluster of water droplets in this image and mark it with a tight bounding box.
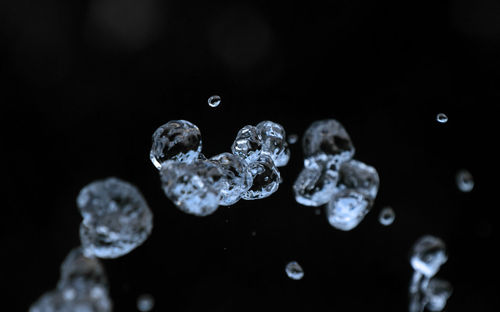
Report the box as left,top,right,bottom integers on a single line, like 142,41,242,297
409,235,452,312
77,177,154,259
293,119,380,230
151,120,290,216
29,248,112,312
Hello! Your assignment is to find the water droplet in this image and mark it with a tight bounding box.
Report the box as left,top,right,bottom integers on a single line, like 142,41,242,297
436,113,448,123
378,207,395,226
150,120,202,169
288,133,298,144
285,261,304,280
77,178,153,259
208,95,221,107
410,235,447,277
424,278,452,312
456,169,474,192
137,294,155,312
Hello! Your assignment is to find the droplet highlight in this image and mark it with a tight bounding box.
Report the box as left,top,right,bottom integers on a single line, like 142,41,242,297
456,169,474,192
137,294,154,312
285,261,304,280
436,113,448,123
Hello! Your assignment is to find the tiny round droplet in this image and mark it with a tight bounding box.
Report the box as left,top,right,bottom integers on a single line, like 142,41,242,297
436,113,448,123
456,169,474,192
378,207,395,226
137,294,154,312
288,134,298,144
285,261,304,280
208,95,221,107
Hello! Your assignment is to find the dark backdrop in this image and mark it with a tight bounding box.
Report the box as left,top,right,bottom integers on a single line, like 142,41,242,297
0,0,495,311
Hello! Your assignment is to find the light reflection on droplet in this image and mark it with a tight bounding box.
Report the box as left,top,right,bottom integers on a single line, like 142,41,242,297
208,95,221,107
436,113,448,124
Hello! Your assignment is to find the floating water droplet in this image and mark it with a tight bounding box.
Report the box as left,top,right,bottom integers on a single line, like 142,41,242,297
77,178,153,259
293,165,339,207
456,169,474,192
160,160,225,216
288,133,298,144
424,278,452,311
208,95,221,107
378,207,395,226
150,120,202,169
302,119,355,162
241,154,281,200
29,248,112,312
137,294,155,312
231,125,263,163
285,261,304,280
209,152,253,206
256,120,290,167
436,113,448,124
410,235,447,277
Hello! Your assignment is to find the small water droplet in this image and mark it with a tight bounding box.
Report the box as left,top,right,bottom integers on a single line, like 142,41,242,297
436,113,448,123
378,207,395,226
285,261,304,280
208,95,221,107
137,294,154,312
456,169,474,192
288,134,298,144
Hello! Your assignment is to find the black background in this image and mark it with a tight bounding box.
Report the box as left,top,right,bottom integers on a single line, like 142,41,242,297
0,0,496,311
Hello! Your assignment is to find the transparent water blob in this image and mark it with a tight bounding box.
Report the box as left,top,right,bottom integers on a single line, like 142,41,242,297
160,160,225,216
231,125,263,163
209,152,253,206
77,178,153,259
293,165,339,207
337,159,380,200
326,189,372,231
424,278,453,311
456,169,474,192
436,113,448,124
378,207,395,226
288,133,298,144
241,154,281,200
150,120,202,169
302,119,355,163
256,120,290,167
208,95,221,107
137,294,155,312
410,235,448,278
29,248,112,312
285,261,304,280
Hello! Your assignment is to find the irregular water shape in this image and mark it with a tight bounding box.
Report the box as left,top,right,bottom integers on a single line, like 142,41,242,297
325,159,379,231
256,120,290,167
436,113,448,124
150,120,202,169
160,160,225,216
29,248,112,312
288,133,298,144
208,95,221,107
456,169,474,192
209,152,253,206
293,165,339,207
423,278,452,311
231,125,263,163
77,178,153,259
410,235,448,278
379,206,395,226
137,294,155,312
241,154,281,200
409,235,451,312
302,119,355,163
326,189,371,231
285,261,304,280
